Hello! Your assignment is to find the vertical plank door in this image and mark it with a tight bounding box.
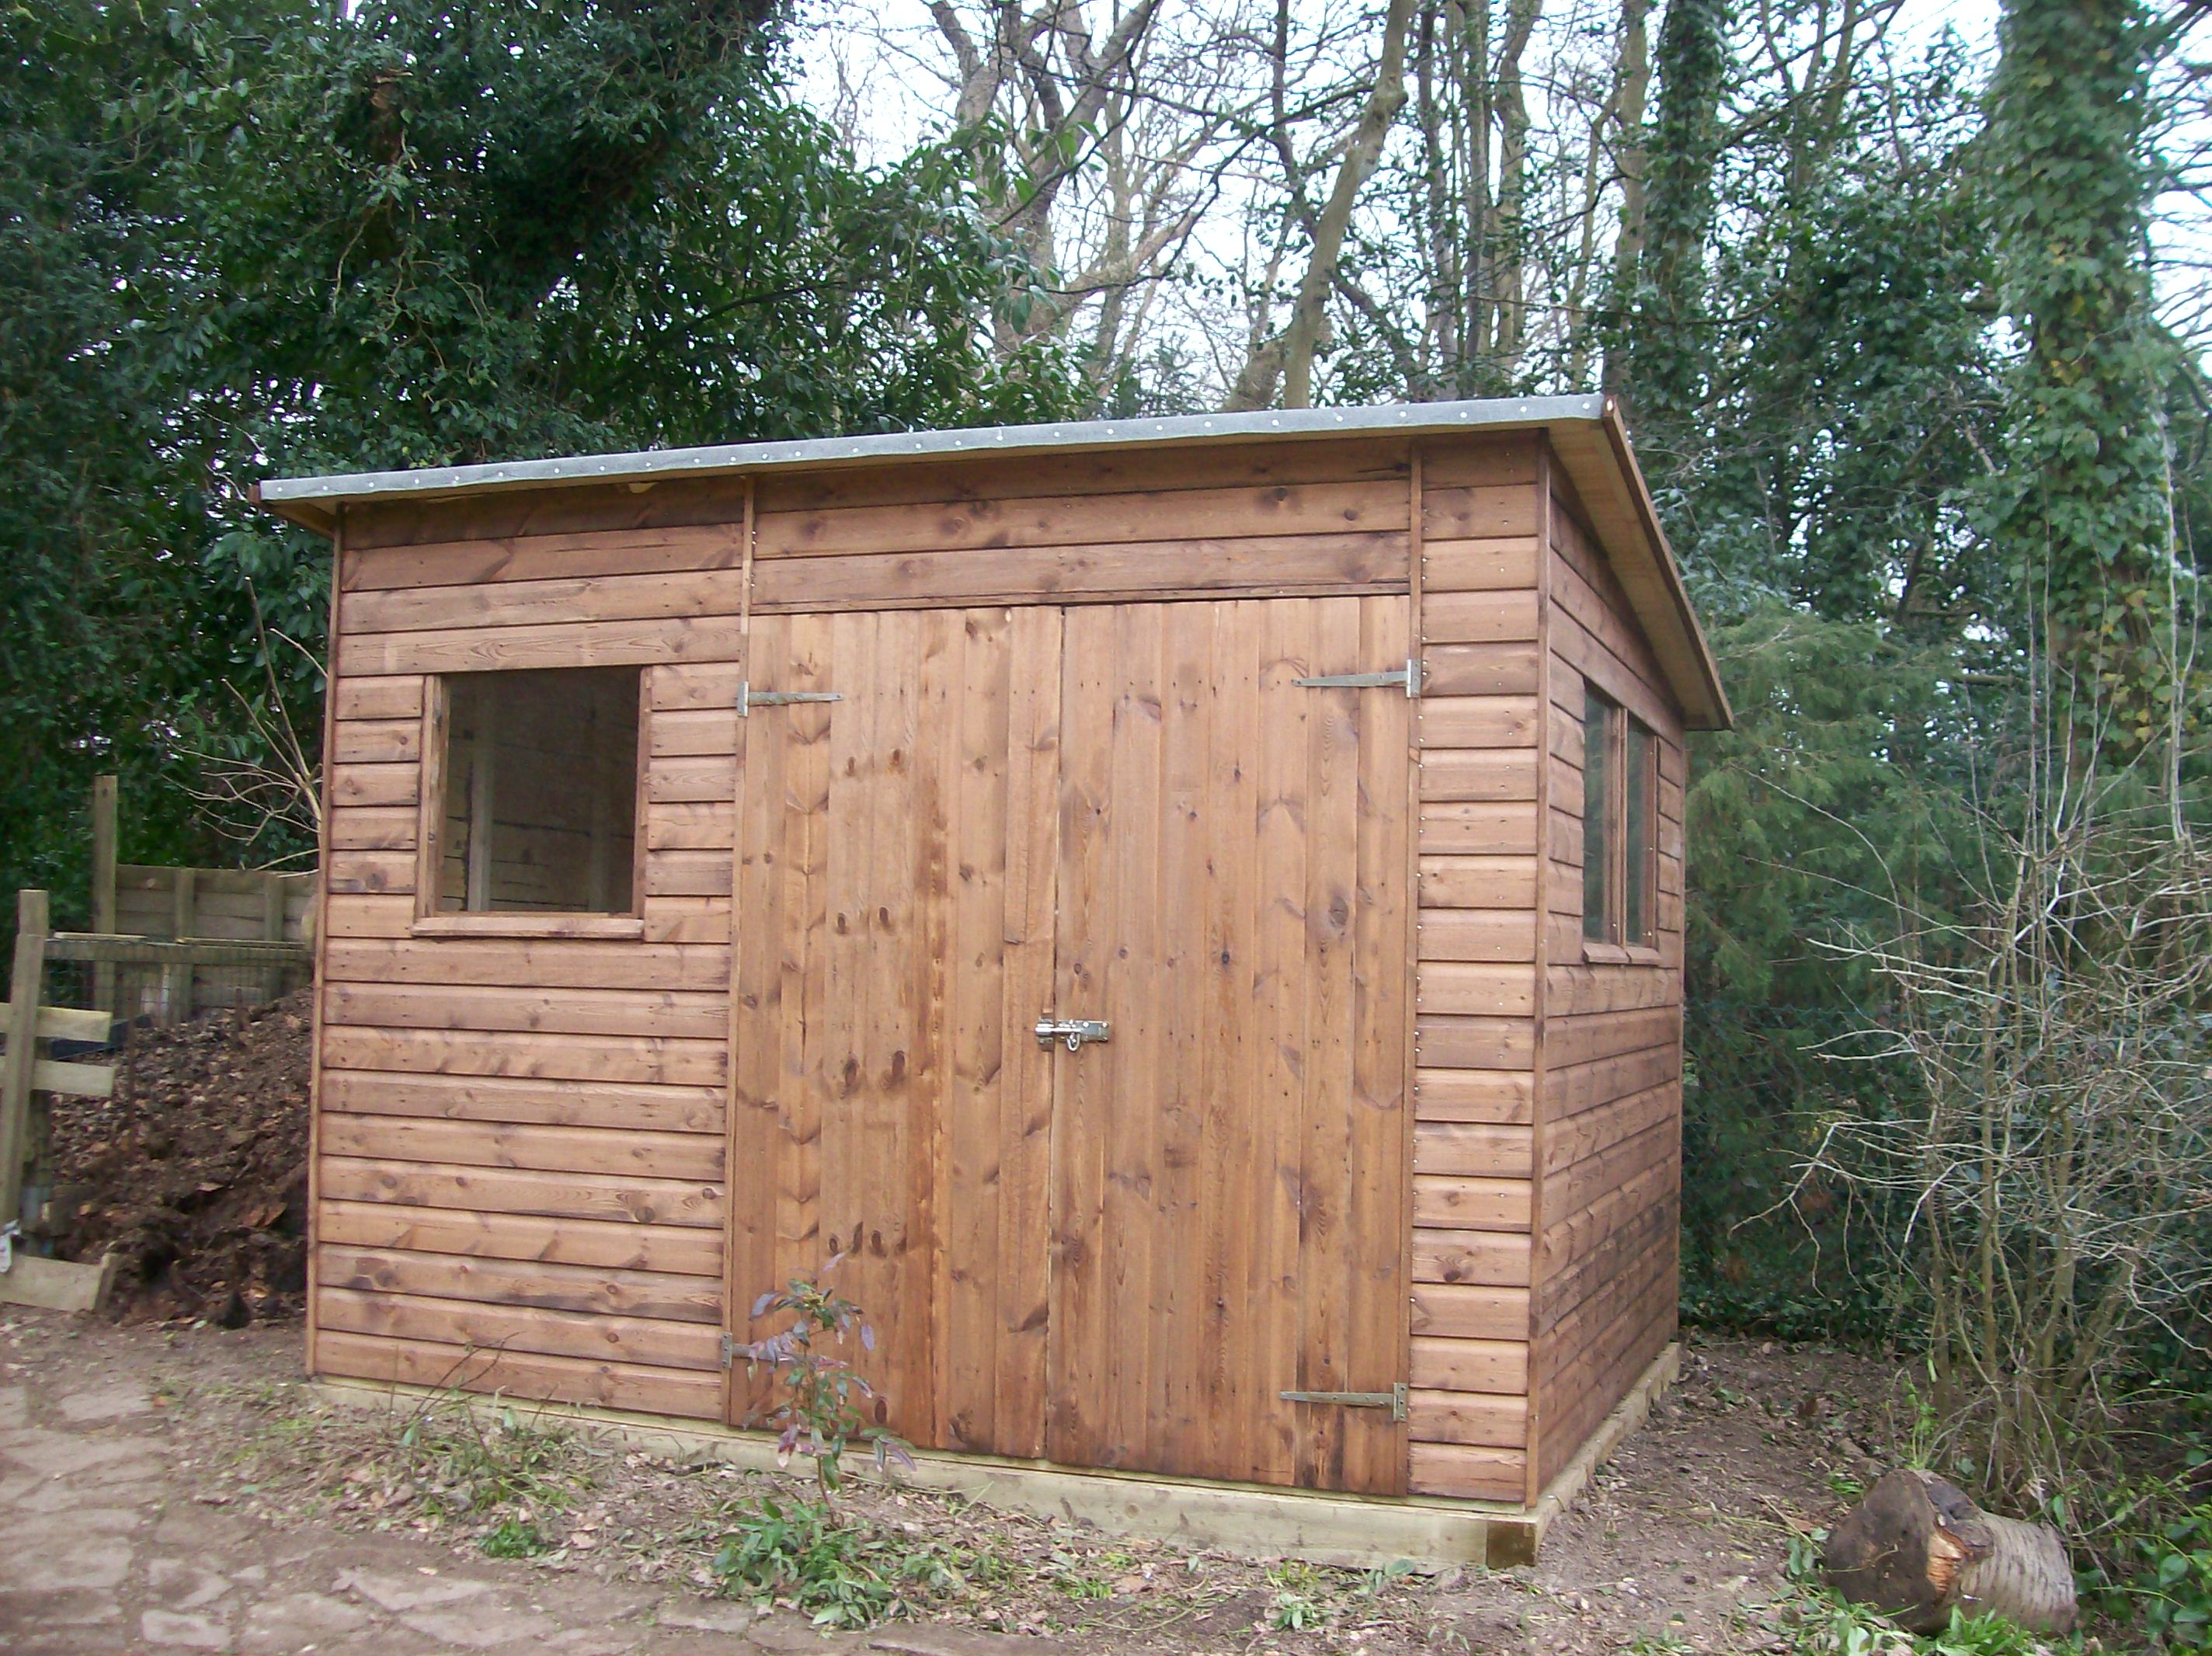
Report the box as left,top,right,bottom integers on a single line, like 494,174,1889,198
729,607,1064,1456
1045,597,1413,1494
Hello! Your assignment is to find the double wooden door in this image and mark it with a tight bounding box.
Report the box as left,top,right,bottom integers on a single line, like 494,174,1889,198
727,598,1410,1494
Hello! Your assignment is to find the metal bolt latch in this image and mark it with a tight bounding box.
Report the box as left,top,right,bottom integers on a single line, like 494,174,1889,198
1035,1017,1111,1052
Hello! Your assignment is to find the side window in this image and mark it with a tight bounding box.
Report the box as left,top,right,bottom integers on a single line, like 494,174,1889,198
1581,681,1658,949
1582,688,1613,941
427,667,644,915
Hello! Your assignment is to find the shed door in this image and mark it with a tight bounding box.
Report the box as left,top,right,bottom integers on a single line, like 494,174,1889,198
729,608,1064,1456
1045,597,1412,1494
729,597,1410,1494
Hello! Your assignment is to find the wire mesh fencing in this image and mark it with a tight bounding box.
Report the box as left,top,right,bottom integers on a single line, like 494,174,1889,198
40,935,311,1045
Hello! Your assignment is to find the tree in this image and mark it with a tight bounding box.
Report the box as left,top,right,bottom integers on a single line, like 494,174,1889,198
0,0,1085,922
1981,0,2187,756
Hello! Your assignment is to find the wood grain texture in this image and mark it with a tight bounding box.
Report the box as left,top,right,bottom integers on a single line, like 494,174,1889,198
322,1069,724,1134
1045,597,1410,1496
317,1331,723,1419
729,607,1061,1457
1526,469,1688,1495
318,1199,721,1275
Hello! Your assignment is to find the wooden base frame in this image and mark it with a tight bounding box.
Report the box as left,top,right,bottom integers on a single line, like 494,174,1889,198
315,1344,1678,1571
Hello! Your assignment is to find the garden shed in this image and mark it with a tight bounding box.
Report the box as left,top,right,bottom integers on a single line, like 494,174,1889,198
257,394,1730,1560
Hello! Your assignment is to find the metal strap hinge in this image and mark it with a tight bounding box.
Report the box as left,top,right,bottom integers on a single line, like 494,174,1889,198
1293,658,1422,697
737,683,843,717
1278,1383,1408,1421
721,1331,741,1368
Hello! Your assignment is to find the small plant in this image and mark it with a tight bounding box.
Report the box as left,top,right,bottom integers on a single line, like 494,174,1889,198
2123,1493,2212,1649
713,1493,899,1626
713,1265,942,1630
391,1397,586,1523
1047,1548,1113,1599
736,1258,913,1500
1266,1559,1330,1630
480,1516,549,1558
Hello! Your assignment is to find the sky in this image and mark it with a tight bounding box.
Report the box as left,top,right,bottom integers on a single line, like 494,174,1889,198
788,0,2209,374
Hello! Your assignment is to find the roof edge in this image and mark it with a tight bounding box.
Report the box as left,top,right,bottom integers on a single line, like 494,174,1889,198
258,395,1606,507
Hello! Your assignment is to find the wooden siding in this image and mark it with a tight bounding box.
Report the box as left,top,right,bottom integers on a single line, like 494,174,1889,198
1407,434,1542,1503
315,538,744,1417
1529,473,1686,1490
311,426,1689,1508
315,438,1428,1466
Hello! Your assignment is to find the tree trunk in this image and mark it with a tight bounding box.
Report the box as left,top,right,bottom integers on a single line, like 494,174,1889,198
1274,0,1418,408
1823,1470,2076,1635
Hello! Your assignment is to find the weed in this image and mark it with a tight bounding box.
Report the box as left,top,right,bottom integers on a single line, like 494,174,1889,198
480,1517,550,1558
711,1492,961,1628
1266,1559,1330,1630
1359,1558,1419,1599
1046,1549,1113,1599
1780,1589,2081,1656
391,1397,588,1523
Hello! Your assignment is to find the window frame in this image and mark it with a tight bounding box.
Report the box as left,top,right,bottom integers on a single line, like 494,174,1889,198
1580,680,1662,962
409,667,652,941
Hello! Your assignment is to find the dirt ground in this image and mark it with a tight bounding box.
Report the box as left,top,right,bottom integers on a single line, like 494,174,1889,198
0,1306,1917,1655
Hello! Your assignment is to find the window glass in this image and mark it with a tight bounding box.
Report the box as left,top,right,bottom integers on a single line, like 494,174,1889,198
439,668,641,914
1582,687,1612,941
1624,715,1655,947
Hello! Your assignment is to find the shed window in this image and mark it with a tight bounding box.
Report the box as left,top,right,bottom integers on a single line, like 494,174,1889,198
432,668,642,915
1581,684,1658,949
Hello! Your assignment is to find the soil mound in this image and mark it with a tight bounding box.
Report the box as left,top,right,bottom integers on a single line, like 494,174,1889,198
47,990,312,1324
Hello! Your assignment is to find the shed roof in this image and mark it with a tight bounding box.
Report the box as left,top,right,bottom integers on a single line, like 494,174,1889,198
259,394,1729,729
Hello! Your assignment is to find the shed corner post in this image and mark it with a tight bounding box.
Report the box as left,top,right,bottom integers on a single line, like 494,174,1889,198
1523,440,1556,1509
720,470,757,1432
1401,438,1425,1499
301,501,347,1380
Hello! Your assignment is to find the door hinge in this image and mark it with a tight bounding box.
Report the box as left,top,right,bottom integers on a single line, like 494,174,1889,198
721,1331,742,1368
1293,658,1422,697
1279,1383,1409,1421
737,682,843,717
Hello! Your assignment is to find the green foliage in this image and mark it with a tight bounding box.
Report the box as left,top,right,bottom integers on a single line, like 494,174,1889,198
1265,1560,1330,1630
711,1491,988,1628
1678,607,1978,1335
737,1260,913,1499
2134,1500,2212,1649
0,0,1084,930
1980,0,2186,749
479,1516,551,1559
713,1493,901,1627
1782,1597,2079,1656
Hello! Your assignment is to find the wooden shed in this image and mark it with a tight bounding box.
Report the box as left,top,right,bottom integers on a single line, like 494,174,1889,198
259,395,1729,1558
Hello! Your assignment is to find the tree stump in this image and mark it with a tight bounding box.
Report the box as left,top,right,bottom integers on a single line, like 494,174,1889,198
1822,1469,2075,1634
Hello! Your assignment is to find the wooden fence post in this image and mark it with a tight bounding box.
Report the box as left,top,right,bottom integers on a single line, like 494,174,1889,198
90,776,117,1013
0,890,51,1232
261,872,288,1000
162,867,197,1022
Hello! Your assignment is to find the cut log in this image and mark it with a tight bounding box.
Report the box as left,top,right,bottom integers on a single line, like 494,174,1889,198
1822,1468,2075,1634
